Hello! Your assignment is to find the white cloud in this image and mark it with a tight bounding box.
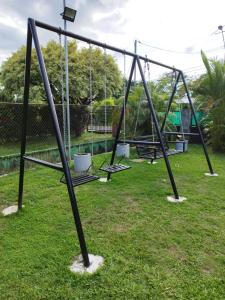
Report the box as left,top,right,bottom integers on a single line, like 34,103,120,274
0,15,26,35
0,0,225,78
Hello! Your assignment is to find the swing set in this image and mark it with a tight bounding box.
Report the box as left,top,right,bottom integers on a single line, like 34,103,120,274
17,18,216,268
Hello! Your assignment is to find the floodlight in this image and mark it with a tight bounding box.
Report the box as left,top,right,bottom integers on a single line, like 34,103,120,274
218,25,223,31
61,6,77,22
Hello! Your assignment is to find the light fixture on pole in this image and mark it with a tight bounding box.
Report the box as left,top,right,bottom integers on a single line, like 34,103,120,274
217,25,225,49
61,2,77,161
214,25,225,62
61,6,77,22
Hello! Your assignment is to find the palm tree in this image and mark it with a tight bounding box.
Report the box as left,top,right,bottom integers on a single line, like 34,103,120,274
125,76,177,138
193,51,225,152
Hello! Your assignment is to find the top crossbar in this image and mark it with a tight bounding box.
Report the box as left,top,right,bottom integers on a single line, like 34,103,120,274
32,19,181,73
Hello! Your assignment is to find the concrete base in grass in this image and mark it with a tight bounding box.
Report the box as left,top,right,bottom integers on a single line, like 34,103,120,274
2,205,24,216
147,161,158,165
0,173,8,178
130,159,145,163
98,177,108,183
204,173,218,177
69,254,104,274
167,196,187,203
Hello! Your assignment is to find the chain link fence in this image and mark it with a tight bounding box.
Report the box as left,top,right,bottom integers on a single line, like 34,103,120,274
0,101,202,175
0,102,115,174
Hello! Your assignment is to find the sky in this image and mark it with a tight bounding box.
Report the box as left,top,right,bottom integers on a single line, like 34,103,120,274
0,0,225,79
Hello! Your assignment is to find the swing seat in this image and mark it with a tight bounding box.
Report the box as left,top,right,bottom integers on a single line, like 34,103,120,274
151,149,183,160
99,163,131,174
136,145,183,161
60,174,99,187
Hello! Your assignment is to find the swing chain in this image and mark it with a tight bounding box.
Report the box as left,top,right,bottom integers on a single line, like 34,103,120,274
89,43,94,156
58,29,67,151
123,51,126,144
104,47,108,153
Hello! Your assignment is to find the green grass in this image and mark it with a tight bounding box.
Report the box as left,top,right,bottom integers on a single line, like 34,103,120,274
0,145,225,299
0,132,112,156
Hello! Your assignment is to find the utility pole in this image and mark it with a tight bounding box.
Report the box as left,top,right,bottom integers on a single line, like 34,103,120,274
134,39,138,84
61,1,77,161
217,25,225,61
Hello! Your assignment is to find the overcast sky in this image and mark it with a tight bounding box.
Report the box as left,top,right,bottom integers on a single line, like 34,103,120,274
1,0,225,78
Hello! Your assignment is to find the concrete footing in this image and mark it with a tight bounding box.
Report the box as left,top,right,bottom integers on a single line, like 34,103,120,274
69,254,104,274
98,177,108,183
167,196,187,203
130,159,145,163
148,161,158,165
2,205,23,216
204,173,218,177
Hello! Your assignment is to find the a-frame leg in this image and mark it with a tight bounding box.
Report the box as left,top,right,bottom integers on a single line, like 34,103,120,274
180,72,216,176
136,57,180,200
160,72,181,132
27,19,90,267
107,57,136,181
18,23,32,210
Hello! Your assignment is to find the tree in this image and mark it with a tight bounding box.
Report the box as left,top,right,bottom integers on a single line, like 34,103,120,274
192,51,225,152
88,72,180,138
0,46,27,102
125,73,178,137
69,46,122,104
0,41,122,104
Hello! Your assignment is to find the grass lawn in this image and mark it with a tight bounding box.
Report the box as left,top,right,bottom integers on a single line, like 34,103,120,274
0,132,112,156
0,145,225,299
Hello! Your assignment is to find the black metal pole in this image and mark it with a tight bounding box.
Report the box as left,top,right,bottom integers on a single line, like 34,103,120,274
134,39,137,84
34,19,180,73
18,23,32,210
29,19,90,267
180,72,215,174
136,57,179,199
160,72,181,132
107,57,136,181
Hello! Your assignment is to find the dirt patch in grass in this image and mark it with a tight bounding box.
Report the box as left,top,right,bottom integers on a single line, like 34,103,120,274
112,223,129,233
168,245,188,263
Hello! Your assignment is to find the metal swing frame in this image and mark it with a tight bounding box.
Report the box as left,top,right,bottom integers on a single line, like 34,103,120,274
18,18,215,268
135,70,186,161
